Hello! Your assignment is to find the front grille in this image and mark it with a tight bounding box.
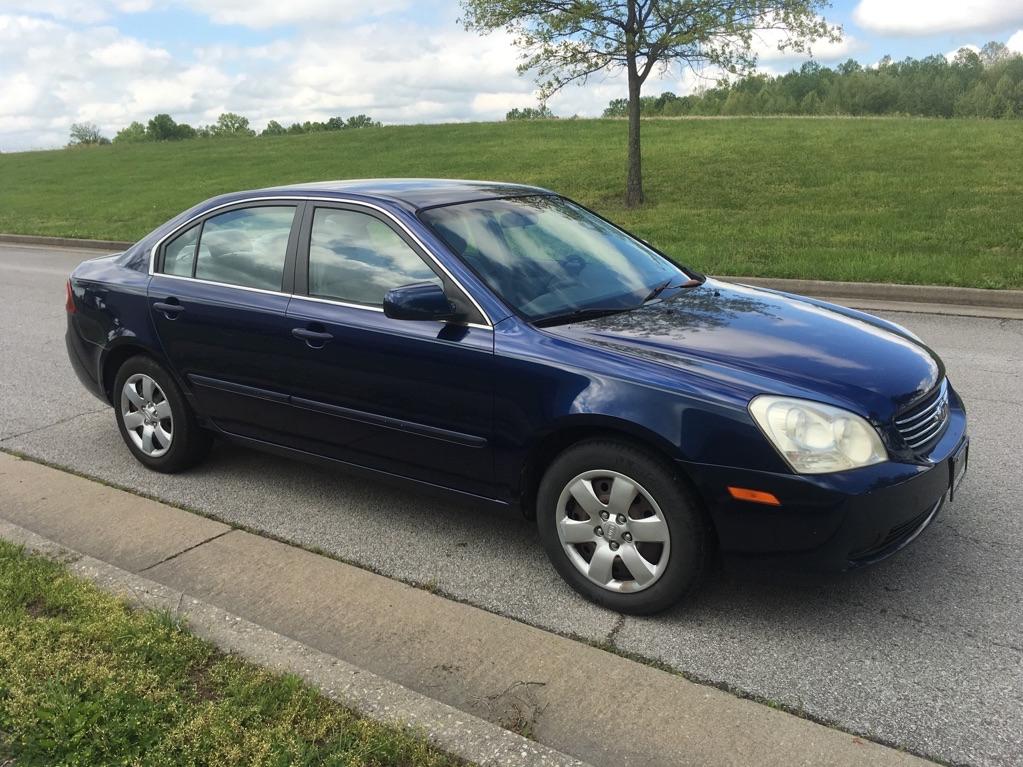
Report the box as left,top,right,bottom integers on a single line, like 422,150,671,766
894,380,949,451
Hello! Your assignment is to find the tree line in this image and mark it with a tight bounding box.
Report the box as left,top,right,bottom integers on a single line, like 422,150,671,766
68,112,381,147
602,43,1023,120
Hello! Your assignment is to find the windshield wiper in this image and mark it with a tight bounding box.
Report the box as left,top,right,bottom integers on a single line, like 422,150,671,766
643,277,703,303
533,306,634,327
535,278,705,327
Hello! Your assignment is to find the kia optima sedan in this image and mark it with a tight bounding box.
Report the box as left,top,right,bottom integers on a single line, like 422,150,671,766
65,179,968,613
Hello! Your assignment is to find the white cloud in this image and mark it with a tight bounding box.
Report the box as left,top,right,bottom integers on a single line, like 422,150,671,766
90,38,170,68
750,22,858,63
0,0,150,23
854,0,1023,36
182,0,410,29
1008,29,1023,53
0,8,547,150
10,1,1013,152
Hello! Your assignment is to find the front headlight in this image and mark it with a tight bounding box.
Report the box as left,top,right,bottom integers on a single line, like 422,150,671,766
749,395,887,474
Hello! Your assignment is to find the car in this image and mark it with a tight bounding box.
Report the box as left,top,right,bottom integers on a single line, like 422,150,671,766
65,179,969,614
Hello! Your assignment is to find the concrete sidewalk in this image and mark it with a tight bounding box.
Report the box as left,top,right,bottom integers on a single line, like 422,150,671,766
0,451,934,767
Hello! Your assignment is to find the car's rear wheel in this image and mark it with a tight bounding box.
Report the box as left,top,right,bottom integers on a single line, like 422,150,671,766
113,355,210,473
537,439,709,614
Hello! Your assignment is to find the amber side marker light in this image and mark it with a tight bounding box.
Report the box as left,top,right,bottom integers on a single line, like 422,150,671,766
727,486,781,506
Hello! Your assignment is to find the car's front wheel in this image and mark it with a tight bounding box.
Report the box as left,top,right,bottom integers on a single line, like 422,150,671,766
113,355,210,473
537,440,709,614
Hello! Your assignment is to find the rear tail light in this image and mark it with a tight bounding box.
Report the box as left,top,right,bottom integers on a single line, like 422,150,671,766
65,279,77,314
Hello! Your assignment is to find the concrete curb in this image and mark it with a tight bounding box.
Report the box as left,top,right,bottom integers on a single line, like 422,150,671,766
719,275,1023,310
0,517,590,767
0,233,131,251
3,232,1021,312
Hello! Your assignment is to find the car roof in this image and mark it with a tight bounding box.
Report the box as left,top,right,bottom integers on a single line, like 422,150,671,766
247,178,554,212
121,178,558,270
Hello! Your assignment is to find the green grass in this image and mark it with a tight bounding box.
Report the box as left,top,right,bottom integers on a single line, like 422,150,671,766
0,540,462,767
2,117,1021,288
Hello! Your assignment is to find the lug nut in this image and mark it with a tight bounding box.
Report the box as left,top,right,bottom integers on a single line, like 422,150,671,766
609,541,619,551
600,511,610,521
623,532,633,542
594,526,603,537
616,514,626,525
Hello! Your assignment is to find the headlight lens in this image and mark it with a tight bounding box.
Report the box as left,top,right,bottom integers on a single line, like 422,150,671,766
749,396,887,474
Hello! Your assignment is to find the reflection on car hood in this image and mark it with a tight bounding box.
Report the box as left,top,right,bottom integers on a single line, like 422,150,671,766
541,279,943,420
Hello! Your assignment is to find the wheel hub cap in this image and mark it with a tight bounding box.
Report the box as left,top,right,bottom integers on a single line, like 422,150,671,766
555,469,672,594
120,373,173,458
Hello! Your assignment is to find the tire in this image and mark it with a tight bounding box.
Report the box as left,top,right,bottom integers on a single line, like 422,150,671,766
536,439,709,614
112,355,211,473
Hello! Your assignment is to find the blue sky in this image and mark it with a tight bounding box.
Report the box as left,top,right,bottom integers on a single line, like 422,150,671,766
2,1,1023,151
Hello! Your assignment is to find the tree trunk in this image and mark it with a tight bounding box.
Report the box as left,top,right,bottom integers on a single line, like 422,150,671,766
625,67,644,207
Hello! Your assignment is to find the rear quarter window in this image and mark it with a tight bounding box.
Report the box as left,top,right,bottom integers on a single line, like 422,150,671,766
162,224,199,277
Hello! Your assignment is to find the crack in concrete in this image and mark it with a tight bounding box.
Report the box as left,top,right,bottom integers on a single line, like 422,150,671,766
0,406,107,443
606,614,626,648
137,529,234,574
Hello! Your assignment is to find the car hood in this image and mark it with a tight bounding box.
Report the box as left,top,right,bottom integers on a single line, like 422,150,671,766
541,279,943,421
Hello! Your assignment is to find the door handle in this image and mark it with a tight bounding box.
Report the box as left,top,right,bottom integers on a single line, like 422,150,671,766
292,327,333,348
153,300,184,318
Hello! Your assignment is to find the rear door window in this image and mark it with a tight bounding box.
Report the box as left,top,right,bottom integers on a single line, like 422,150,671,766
193,206,297,291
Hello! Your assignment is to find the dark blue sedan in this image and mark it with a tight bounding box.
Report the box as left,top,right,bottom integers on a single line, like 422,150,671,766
65,179,969,613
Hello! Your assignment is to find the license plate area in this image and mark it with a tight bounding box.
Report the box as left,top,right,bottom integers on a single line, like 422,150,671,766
949,439,969,502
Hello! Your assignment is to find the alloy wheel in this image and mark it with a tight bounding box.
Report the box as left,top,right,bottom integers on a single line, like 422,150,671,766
120,373,173,458
555,469,671,593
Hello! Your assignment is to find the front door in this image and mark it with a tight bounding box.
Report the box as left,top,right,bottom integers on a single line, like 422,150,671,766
280,203,496,498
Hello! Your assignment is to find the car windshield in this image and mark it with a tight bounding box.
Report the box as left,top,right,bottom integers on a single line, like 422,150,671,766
419,195,690,324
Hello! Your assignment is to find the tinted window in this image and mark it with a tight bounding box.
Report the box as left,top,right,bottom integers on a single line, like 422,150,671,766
308,208,440,305
162,224,199,277
194,206,296,291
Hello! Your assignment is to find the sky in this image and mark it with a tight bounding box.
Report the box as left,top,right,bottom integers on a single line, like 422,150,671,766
2,0,1023,151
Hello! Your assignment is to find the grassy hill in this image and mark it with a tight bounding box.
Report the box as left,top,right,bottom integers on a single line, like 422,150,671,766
2,117,1020,288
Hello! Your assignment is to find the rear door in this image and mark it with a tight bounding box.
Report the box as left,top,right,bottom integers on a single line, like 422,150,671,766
281,202,497,497
148,201,302,441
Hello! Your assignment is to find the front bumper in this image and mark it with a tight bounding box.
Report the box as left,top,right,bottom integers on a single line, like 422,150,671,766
684,400,968,571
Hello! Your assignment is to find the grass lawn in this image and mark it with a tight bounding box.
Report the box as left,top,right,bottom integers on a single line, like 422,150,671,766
0,539,462,767
1,117,1021,288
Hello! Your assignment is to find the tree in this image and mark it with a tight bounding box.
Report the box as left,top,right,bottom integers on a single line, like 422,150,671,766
345,114,381,128
147,113,180,141
68,122,106,146
602,97,629,117
462,0,838,206
114,121,148,143
506,104,557,119
209,112,255,137
981,41,1011,67
261,120,287,136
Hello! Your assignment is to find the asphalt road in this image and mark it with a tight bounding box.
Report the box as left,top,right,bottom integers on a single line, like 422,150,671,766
2,243,1021,766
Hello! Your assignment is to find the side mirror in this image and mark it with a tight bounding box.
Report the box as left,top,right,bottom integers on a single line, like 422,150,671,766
383,281,462,322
